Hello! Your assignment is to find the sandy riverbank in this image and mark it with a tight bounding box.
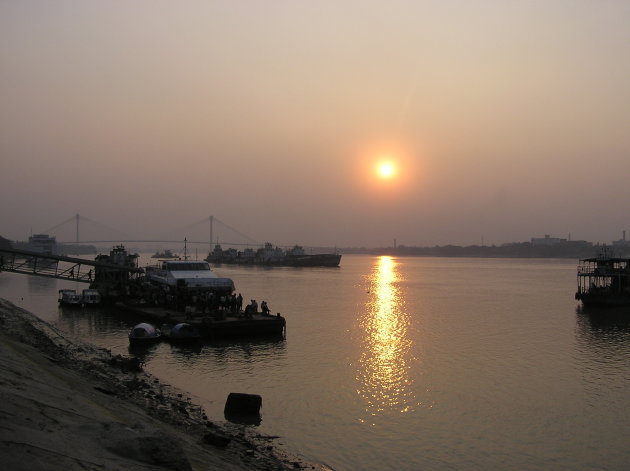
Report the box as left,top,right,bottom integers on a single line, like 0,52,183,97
0,298,324,471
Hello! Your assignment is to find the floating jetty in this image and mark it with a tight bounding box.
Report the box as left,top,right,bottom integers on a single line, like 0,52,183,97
124,243,286,339
117,302,286,339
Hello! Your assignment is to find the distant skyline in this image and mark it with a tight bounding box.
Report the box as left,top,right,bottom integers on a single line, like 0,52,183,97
2,1,629,247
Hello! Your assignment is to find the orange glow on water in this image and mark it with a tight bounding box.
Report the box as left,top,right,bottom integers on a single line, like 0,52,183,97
357,256,415,420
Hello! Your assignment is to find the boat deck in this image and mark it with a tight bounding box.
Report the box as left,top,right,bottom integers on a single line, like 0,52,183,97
116,302,286,339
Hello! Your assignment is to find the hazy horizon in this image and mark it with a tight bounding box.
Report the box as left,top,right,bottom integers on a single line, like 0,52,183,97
4,215,627,250
2,1,629,248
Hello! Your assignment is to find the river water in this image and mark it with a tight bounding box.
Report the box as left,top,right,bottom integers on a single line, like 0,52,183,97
1,254,629,471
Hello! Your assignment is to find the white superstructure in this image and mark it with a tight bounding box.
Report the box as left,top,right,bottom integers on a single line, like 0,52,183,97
28,234,57,255
146,260,234,291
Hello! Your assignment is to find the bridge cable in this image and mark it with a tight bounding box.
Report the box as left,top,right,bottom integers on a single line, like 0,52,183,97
44,215,78,233
213,217,259,244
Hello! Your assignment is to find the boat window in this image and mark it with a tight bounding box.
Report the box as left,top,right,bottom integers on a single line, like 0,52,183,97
165,262,210,271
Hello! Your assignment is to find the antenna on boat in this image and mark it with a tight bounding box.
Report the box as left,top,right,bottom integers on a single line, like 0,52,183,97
209,215,214,249
183,238,189,260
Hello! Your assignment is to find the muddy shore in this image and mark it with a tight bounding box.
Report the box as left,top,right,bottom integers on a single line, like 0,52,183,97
0,298,324,471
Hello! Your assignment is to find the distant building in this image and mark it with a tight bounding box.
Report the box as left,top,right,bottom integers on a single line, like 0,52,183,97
531,235,567,246
612,231,630,247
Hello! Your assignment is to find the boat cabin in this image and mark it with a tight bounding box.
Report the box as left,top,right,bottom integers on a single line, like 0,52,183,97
58,289,82,307
146,259,234,293
576,250,630,305
81,289,101,305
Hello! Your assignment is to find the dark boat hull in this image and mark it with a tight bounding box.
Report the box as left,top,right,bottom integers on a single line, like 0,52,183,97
575,292,630,306
59,302,83,308
128,336,161,346
207,253,341,267
199,316,286,338
283,253,342,267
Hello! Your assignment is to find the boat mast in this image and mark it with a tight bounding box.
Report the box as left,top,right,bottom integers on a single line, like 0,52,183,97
209,215,214,248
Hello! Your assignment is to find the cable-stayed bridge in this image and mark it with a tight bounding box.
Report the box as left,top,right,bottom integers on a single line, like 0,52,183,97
42,214,260,248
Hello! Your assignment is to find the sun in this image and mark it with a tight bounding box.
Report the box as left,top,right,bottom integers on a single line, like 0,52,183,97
356,142,416,191
377,162,396,179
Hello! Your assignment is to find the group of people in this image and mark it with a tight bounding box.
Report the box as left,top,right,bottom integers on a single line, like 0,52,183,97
138,284,273,319
243,299,270,317
67,268,92,281
190,291,243,314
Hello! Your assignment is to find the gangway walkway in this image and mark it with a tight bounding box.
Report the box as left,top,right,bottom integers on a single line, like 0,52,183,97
0,248,143,283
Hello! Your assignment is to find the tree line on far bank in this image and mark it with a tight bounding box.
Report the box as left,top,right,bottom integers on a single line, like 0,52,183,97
342,240,626,259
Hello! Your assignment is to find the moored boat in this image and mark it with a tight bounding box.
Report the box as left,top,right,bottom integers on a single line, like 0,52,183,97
575,248,630,306
161,322,201,343
151,249,178,259
81,289,101,306
58,289,82,307
128,322,161,345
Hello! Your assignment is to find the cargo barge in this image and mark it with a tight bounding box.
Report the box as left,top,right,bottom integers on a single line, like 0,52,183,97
206,242,341,267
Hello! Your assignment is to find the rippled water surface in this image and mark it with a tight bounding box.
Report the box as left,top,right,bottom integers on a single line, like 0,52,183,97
2,254,630,470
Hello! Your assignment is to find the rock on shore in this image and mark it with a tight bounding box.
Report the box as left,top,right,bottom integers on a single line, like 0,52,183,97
0,298,323,471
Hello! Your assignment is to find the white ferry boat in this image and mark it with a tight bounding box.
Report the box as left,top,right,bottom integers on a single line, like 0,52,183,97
145,259,234,293
28,234,57,256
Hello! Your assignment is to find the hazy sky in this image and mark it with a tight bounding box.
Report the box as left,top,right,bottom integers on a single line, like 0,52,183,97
2,1,629,248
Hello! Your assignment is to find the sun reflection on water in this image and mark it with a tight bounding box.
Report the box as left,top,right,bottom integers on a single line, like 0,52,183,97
357,256,415,420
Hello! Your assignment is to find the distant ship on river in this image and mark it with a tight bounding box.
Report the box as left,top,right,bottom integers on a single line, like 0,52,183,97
151,249,178,259
206,242,341,267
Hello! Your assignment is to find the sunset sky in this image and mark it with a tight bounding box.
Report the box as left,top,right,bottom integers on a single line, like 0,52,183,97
2,1,629,248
